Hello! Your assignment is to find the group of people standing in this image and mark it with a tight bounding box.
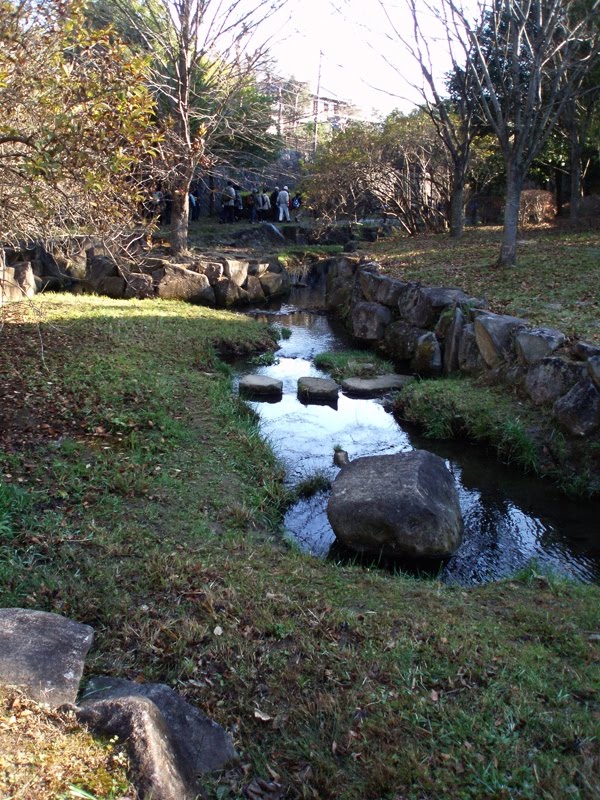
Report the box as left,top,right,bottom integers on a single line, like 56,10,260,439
148,181,303,226
221,182,302,224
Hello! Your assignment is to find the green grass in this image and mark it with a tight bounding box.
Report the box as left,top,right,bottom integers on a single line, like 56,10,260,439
314,350,395,382
369,225,600,345
394,376,545,468
1,294,599,799
393,375,600,496
249,350,279,367
294,470,331,498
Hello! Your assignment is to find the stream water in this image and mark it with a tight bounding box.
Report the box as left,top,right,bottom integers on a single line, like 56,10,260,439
235,283,600,586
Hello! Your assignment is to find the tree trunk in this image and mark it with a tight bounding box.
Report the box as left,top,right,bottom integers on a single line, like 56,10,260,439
449,172,465,238
208,174,215,217
497,161,524,267
0,247,6,306
569,124,583,224
170,181,190,256
555,167,565,217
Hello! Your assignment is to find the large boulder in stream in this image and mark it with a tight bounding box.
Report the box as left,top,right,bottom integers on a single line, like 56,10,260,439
326,450,463,559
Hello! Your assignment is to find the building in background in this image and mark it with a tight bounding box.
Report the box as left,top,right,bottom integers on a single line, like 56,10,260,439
262,75,360,153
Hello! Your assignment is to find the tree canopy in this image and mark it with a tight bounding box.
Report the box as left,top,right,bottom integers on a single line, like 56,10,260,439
0,0,157,248
462,0,600,264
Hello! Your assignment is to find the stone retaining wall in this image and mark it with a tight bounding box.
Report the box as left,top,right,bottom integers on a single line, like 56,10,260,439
325,256,600,442
1,241,291,308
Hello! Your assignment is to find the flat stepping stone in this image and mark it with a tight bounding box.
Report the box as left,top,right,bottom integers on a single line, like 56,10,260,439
239,374,283,399
297,377,339,403
341,374,414,396
0,608,93,706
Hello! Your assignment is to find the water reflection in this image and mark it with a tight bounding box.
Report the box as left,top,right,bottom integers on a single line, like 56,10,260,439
237,297,600,585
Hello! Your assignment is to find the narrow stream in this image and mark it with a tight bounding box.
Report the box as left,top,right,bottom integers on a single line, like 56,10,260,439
235,286,600,586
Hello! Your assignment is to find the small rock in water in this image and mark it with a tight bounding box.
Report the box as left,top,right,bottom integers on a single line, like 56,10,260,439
333,449,350,468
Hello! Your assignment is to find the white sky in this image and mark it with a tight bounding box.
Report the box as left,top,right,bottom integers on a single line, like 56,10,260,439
268,0,478,119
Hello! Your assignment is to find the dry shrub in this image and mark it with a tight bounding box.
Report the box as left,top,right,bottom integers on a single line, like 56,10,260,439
0,688,133,799
519,189,556,225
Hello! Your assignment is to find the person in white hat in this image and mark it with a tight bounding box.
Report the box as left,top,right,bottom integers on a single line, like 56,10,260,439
277,186,290,222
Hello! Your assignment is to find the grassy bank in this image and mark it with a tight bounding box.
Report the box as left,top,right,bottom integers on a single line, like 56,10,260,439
393,376,600,497
1,295,599,800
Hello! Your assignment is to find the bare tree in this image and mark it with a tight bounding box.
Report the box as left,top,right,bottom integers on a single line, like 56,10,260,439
378,0,481,237
563,64,600,222
305,113,452,234
450,0,600,266
95,0,289,255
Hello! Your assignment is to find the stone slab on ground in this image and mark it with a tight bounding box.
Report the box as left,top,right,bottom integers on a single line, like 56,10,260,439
351,301,392,341
77,677,238,800
514,327,566,365
553,378,600,437
0,608,93,706
1,263,36,305
341,374,414,396
588,356,600,389
474,312,528,367
525,357,588,405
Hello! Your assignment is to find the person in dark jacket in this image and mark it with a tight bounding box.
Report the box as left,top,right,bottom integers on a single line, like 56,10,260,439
270,187,279,221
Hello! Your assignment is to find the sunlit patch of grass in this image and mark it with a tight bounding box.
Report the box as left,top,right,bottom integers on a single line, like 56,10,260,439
0,688,133,800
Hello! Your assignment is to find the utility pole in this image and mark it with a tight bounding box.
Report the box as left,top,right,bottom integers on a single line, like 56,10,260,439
312,49,323,155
